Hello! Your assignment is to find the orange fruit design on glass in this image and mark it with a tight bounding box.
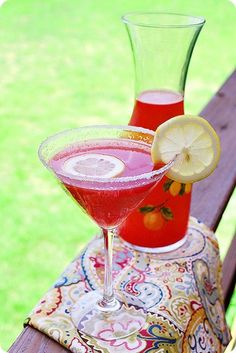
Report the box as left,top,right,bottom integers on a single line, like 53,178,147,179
119,90,192,248
140,180,192,232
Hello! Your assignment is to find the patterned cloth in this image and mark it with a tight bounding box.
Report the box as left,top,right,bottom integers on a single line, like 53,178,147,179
27,217,230,352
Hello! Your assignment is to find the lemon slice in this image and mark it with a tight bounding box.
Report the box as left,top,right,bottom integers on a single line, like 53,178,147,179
151,115,221,183
63,153,125,178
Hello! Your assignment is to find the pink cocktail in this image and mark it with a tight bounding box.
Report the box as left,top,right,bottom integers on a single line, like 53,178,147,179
119,90,191,249
130,90,184,130
121,12,205,251
50,138,156,228
38,125,174,340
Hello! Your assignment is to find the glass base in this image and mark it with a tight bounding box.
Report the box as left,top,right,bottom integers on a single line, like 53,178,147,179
71,290,146,340
121,233,187,253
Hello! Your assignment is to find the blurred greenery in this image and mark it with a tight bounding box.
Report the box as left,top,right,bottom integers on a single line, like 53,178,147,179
0,0,235,350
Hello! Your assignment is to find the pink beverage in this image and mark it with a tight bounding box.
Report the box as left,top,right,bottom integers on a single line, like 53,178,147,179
129,90,184,130
49,139,157,229
119,90,192,249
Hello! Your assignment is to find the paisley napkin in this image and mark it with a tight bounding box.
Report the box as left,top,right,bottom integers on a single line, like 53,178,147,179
27,217,230,353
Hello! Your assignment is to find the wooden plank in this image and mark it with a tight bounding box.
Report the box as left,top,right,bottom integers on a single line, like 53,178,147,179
8,70,236,352
191,70,236,230
222,234,236,309
8,326,70,353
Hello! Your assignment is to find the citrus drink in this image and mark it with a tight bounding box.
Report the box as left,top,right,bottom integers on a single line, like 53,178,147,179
120,89,191,250
49,139,157,229
130,90,184,130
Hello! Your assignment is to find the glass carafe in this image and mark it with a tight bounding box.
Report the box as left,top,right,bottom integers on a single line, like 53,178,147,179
119,12,205,252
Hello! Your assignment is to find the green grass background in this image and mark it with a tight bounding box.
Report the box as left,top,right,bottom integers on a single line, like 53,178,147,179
0,0,235,349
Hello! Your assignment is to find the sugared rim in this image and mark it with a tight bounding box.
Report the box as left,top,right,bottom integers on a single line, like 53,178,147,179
121,12,205,29
38,125,175,184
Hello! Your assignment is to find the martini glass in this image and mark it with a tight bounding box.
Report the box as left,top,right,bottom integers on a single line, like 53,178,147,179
38,125,174,340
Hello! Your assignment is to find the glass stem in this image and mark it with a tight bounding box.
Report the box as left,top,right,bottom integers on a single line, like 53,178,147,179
97,228,120,312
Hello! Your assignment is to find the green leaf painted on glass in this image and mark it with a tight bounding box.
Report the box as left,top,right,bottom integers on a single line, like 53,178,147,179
139,205,156,214
161,207,174,220
179,183,185,196
163,179,173,192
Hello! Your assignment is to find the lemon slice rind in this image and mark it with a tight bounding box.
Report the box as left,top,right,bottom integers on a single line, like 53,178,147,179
151,115,221,183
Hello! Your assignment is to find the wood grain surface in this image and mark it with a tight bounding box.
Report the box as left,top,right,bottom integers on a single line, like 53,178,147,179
191,70,236,230
8,326,70,353
8,70,236,353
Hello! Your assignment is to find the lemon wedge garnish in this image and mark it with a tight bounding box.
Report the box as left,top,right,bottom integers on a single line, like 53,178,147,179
151,115,221,183
63,153,125,178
